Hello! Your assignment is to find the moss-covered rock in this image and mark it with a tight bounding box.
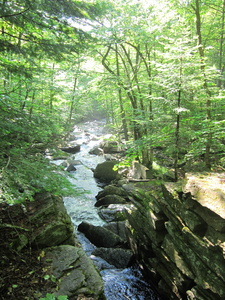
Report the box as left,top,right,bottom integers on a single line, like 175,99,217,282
43,245,105,299
125,173,225,300
93,161,120,183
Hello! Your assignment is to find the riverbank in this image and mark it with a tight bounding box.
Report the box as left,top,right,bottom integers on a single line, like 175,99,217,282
0,201,56,299
0,192,105,300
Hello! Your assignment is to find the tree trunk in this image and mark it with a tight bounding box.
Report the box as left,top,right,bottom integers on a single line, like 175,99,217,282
218,0,225,88
115,44,129,140
68,76,78,123
49,63,55,112
193,0,212,169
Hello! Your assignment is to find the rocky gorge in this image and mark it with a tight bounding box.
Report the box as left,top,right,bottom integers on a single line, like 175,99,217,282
88,157,225,299
1,120,225,300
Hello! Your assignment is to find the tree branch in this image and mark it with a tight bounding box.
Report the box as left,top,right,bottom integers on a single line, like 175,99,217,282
0,8,29,19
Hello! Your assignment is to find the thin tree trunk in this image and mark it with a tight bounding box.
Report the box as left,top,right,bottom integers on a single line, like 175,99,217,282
218,0,225,87
174,58,182,181
68,76,78,123
115,44,129,141
29,89,35,121
174,89,181,181
49,63,55,112
193,0,212,169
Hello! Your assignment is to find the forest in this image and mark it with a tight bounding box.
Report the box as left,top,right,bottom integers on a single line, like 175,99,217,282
1,0,225,204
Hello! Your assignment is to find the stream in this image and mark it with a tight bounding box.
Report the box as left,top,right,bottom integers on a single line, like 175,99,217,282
56,119,162,300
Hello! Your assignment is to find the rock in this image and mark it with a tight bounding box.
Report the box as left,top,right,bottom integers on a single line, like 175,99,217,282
43,245,105,299
98,204,134,223
95,194,127,207
93,161,120,183
103,221,128,241
125,173,225,300
96,185,128,200
2,191,105,300
89,146,103,155
78,221,124,248
60,158,82,171
100,140,121,153
67,158,82,165
26,192,76,248
182,173,225,232
128,161,149,180
60,145,81,154
92,247,133,268
60,160,68,167
66,164,77,172
104,154,117,161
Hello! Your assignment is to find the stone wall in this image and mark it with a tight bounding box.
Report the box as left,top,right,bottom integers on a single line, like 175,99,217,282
124,173,225,300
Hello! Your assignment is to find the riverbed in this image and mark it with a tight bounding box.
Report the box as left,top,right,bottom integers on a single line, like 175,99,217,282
57,119,162,300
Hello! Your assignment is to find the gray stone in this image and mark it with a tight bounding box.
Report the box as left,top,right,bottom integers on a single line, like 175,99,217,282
66,164,77,172
60,145,81,154
100,140,121,153
12,192,76,250
92,247,133,268
125,173,225,300
96,185,128,200
95,194,127,207
43,245,104,299
103,221,127,241
94,161,120,183
78,221,124,248
98,204,133,222
89,146,103,155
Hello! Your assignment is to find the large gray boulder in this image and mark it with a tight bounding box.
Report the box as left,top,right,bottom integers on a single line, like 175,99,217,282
93,161,120,183
43,245,105,299
12,192,76,250
103,221,128,241
60,145,81,154
92,247,133,268
98,204,134,223
78,221,124,248
100,140,121,154
95,194,127,207
96,185,128,200
89,145,103,155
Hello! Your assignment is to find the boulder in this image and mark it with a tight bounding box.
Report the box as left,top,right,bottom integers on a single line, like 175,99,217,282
98,204,134,223
100,140,121,154
67,158,82,165
103,221,128,241
92,247,133,268
66,164,77,172
128,161,149,180
89,145,103,156
78,221,124,248
60,159,82,171
43,245,105,299
125,173,225,300
12,192,76,250
95,194,127,207
93,161,120,183
182,173,225,232
96,185,128,200
60,145,81,154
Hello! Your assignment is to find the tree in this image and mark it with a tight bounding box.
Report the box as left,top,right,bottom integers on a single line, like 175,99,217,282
0,0,108,203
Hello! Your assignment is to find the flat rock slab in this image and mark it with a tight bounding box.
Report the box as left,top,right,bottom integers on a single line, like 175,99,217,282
43,245,104,299
183,173,225,219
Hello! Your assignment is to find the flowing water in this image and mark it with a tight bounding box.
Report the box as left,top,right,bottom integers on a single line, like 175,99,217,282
55,119,162,300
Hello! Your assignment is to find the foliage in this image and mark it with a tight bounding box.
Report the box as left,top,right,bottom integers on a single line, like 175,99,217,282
0,0,225,205
39,294,68,300
0,99,80,203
